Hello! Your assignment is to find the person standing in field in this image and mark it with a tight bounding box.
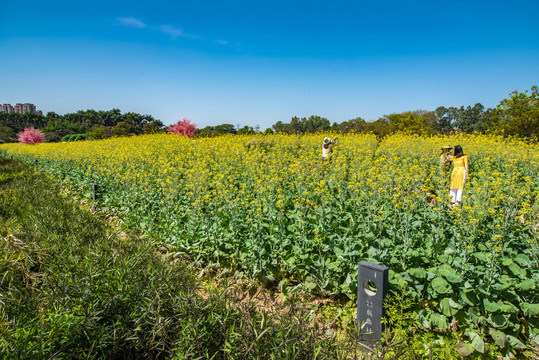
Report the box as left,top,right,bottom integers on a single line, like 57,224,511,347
449,145,468,207
322,137,337,160
439,145,453,172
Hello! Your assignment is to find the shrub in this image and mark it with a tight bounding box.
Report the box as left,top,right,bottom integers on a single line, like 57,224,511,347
17,127,45,144
168,118,198,137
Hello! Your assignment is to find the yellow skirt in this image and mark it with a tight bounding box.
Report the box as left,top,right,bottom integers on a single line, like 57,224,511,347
451,167,466,189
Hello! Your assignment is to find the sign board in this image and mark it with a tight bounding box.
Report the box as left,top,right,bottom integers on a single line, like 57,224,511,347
357,261,389,346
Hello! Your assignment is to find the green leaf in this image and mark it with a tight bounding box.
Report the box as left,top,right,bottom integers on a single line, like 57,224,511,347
501,258,513,266
489,314,508,328
304,282,317,290
514,254,530,267
408,267,427,279
432,277,452,294
483,298,500,313
477,244,488,251
499,302,519,314
438,266,463,283
489,329,508,347
438,254,451,264
461,289,478,306
516,279,535,291
440,298,461,316
507,335,526,349
473,252,488,263
469,332,485,353
521,302,539,316
445,273,463,284
325,261,340,271
429,313,448,330
508,262,525,277
456,342,475,356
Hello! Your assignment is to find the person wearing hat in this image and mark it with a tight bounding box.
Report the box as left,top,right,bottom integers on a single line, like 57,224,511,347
322,137,337,159
449,145,468,207
439,145,453,172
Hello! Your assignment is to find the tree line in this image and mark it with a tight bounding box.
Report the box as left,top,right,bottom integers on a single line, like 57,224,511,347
270,86,538,139
0,109,164,143
1,86,537,143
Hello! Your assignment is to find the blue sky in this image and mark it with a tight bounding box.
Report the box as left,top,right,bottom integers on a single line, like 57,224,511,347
1,0,538,129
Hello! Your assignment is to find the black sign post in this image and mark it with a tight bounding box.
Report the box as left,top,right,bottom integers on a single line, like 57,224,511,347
92,183,98,209
357,261,389,347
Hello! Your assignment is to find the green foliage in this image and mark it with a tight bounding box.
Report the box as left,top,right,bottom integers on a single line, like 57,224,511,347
385,112,431,135
237,125,256,135
273,115,331,134
88,124,108,139
0,109,163,142
494,85,539,139
60,133,97,142
41,117,84,137
199,123,237,137
0,155,365,359
110,121,135,137
436,104,494,134
0,126,17,143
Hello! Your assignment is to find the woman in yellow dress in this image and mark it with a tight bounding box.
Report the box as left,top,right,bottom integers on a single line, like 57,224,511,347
449,145,468,207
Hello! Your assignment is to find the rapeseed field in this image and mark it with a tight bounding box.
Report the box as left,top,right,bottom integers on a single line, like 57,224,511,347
2,133,538,352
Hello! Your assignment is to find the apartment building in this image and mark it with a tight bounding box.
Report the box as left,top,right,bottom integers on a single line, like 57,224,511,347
1,103,42,115
1,104,14,113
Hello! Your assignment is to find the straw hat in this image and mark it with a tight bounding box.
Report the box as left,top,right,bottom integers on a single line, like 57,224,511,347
323,137,331,145
441,145,452,150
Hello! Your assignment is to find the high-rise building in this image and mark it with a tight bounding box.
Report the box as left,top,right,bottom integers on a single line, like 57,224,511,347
1,103,41,114
1,104,14,113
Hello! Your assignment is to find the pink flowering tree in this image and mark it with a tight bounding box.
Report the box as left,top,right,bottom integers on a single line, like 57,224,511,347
167,118,198,138
18,127,45,144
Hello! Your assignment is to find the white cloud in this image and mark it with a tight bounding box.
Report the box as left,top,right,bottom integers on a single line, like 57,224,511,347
118,17,146,28
117,17,202,40
215,40,229,45
160,25,199,39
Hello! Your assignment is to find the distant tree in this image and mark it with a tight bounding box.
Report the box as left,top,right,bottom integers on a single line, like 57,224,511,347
435,106,459,133
142,120,164,134
122,112,160,134
412,110,438,132
98,109,122,127
455,103,493,133
367,117,393,138
110,121,135,137
214,123,237,134
168,118,198,137
198,126,217,137
271,115,330,134
41,118,83,140
263,128,274,135
385,111,430,135
272,121,291,133
493,86,539,138
88,124,109,139
18,127,45,144
237,125,255,135
335,117,368,133
434,104,494,134
0,125,17,142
